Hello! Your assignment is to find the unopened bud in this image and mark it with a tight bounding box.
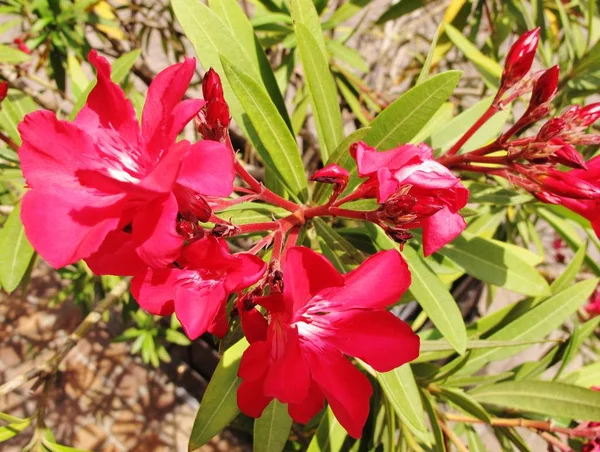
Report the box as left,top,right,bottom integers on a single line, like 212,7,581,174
537,169,600,199
202,68,224,102
0,81,7,103
549,138,587,169
501,28,540,90
311,164,350,186
13,38,31,55
206,100,230,128
578,102,600,126
536,118,565,142
528,66,559,111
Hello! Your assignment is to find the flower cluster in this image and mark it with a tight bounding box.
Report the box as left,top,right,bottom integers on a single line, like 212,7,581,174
17,51,428,437
438,28,600,237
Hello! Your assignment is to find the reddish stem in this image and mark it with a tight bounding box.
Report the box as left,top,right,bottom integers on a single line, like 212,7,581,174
226,134,300,212
0,131,19,153
237,222,280,234
445,105,499,156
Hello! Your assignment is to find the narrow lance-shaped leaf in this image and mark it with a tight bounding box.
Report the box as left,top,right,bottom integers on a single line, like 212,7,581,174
0,203,35,293
378,364,431,445
295,23,343,162
457,278,598,374
436,233,550,296
188,339,248,449
470,381,600,421
220,55,308,202
364,71,462,149
254,399,292,452
307,408,346,452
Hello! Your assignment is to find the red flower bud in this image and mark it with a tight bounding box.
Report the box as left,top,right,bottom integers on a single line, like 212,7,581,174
384,226,413,249
529,66,559,110
311,164,350,186
206,100,230,128
501,28,540,89
549,138,587,169
176,217,204,241
578,102,600,126
0,81,7,103
202,68,224,102
13,38,31,55
536,118,565,142
537,169,600,199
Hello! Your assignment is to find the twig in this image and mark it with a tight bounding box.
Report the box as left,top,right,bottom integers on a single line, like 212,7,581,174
438,416,469,452
537,432,573,452
445,413,600,438
0,278,131,396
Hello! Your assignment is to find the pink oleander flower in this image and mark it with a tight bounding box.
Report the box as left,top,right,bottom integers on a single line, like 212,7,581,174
351,141,469,256
236,247,420,438
18,50,235,269
131,236,266,339
13,38,31,55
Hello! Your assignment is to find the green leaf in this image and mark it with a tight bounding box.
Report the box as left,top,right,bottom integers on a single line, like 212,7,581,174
444,24,502,88
436,233,550,296
314,218,364,271
220,55,307,202
437,387,491,422
470,381,600,421
563,360,600,387
0,418,31,442
307,408,346,452
208,0,291,129
375,0,424,25
417,25,443,84
458,278,598,374
420,391,446,452
326,39,369,73
378,365,430,444
111,49,141,84
364,71,461,149
288,0,328,58
0,44,31,64
0,203,35,293
165,329,191,346
254,399,292,452
42,441,92,452
189,339,248,449
0,90,38,145
295,24,343,161
549,243,587,295
322,0,370,29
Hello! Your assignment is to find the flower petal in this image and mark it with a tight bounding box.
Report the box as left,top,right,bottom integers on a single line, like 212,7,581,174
132,192,183,267
21,188,122,268
306,346,373,439
139,140,190,194
130,267,178,316
334,249,411,309
324,310,420,372
284,247,344,315
237,379,273,418
287,383,325,425
177,140,235,197
142,58,196,155
75,50,142,149
225,253,267,292
239,341,269,382
174,283,227,340
421,206,466,256
85,229,146,276
239,307,268,343
263,325,311,404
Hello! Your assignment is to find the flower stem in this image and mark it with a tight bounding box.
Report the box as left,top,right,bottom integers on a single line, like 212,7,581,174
0,131,19,153
445,104,499,156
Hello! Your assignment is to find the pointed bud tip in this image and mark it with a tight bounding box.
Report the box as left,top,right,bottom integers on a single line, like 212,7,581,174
311,164,350,185
202,68,224,102
0,81,7,103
